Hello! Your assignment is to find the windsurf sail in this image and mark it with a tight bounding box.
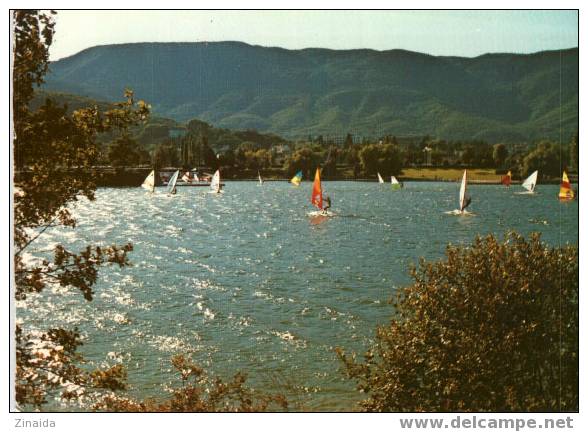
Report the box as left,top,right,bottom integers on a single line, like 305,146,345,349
141,170,155,192
501,170,512,187
391,176,402,190
210,170,221,193
258,171,264,185
181,171,191,183
377,172,385,184
311,168,323,210
459,170,471,212
168,170,179,194
193,172,200,182
522,170,538,193
291,171,302,186
558,171,575,200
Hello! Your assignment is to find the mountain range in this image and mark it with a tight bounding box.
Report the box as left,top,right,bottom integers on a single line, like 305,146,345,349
44,42,578,143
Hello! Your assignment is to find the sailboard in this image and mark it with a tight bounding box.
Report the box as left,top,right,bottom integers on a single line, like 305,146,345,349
141,170,156,193
167,170,179,195
391,176,403,190
446,170,473,215
181,171,191,183
377,172,385,184
258,171,264,185
308,168,334,217
558,171,576,201
516,170,538,195
208,169,223,194
291,170,302,186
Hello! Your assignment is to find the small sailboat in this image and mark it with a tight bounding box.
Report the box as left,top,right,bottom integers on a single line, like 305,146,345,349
446,170,472,215
258,171,264,185
141,170,155,193
501,170,512,187
517,170,538,194
391,176,403,190
291,170,302,186
167,170,179,195
308,168,332,218
558,171,576,201
209,169,223,194
377,172,385,184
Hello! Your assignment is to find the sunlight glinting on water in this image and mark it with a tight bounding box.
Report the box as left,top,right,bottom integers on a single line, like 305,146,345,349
18,181,578,410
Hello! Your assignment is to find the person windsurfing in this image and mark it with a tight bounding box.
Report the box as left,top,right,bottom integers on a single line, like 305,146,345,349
323,196,331,214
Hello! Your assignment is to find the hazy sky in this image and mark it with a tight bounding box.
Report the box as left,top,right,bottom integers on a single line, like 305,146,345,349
49,10,578,60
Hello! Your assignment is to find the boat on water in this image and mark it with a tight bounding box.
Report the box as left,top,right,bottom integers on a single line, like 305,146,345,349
501,171,512,187
391,176,403,190
446,170,473,215
377,172,385,184
163,170,224,187
308,167,333,217
167,170,179,195
208,170,223,194
291,170,303,186
516,170,538,194
558,171,576,201
141,170,156,193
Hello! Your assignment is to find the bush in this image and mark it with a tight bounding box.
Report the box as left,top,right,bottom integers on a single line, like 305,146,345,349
94,355,287,412
338,232,578,412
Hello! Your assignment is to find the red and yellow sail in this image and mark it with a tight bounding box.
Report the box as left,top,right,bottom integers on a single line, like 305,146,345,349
558,171,575,200
311,168,323,209
501,170,512,187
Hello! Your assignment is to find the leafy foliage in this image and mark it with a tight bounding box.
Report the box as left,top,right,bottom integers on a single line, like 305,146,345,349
13,10,149,410
359,143,403,176
338,232,578,412
93,355,288,412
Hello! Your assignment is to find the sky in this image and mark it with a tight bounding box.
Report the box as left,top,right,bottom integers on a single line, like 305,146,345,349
49,10,578,60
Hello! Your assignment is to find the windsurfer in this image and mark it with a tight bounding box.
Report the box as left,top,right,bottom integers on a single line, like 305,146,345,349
323,196,331,214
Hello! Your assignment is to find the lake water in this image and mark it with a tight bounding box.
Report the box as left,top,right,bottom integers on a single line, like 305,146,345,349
18,181,578,411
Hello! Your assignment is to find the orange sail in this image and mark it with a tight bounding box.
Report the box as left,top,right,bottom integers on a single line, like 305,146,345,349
311,168,323,210
501,170,512,187
558,171,575,200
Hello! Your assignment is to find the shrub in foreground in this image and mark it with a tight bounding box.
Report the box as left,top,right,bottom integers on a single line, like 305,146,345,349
338,232,578,412
94,355,288,412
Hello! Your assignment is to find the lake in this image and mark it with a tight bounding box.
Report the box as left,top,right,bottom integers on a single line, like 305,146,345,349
17,181,578,411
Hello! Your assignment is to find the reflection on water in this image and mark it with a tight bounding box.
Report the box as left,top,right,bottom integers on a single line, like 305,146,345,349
18,181,578,411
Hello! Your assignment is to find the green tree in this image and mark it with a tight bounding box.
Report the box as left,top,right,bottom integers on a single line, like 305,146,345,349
492,143,509,168
358,143,403,176
569,134,578,172
522,141,562,178
284,146,322,178
153,141,180,168
338,232,578,412
13,10,149,409
107,134,142,167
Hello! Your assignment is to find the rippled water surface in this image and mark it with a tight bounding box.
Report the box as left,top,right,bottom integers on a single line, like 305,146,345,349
19,181,578,410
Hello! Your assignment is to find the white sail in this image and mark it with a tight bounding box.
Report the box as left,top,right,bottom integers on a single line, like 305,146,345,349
258,171,264,185
522,170,538,192
168,170,179,194
377,173,384,183
193,172,200,182
391,176,400,185
459,170,470,211
141,170,155,192
210,170,221,192
181,172,191,183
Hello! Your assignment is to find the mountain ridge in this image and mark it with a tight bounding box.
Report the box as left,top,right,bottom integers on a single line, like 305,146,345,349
44,42,578,142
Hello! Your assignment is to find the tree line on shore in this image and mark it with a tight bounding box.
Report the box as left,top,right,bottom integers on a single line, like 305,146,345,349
106,126,578,181
13,10,578,413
